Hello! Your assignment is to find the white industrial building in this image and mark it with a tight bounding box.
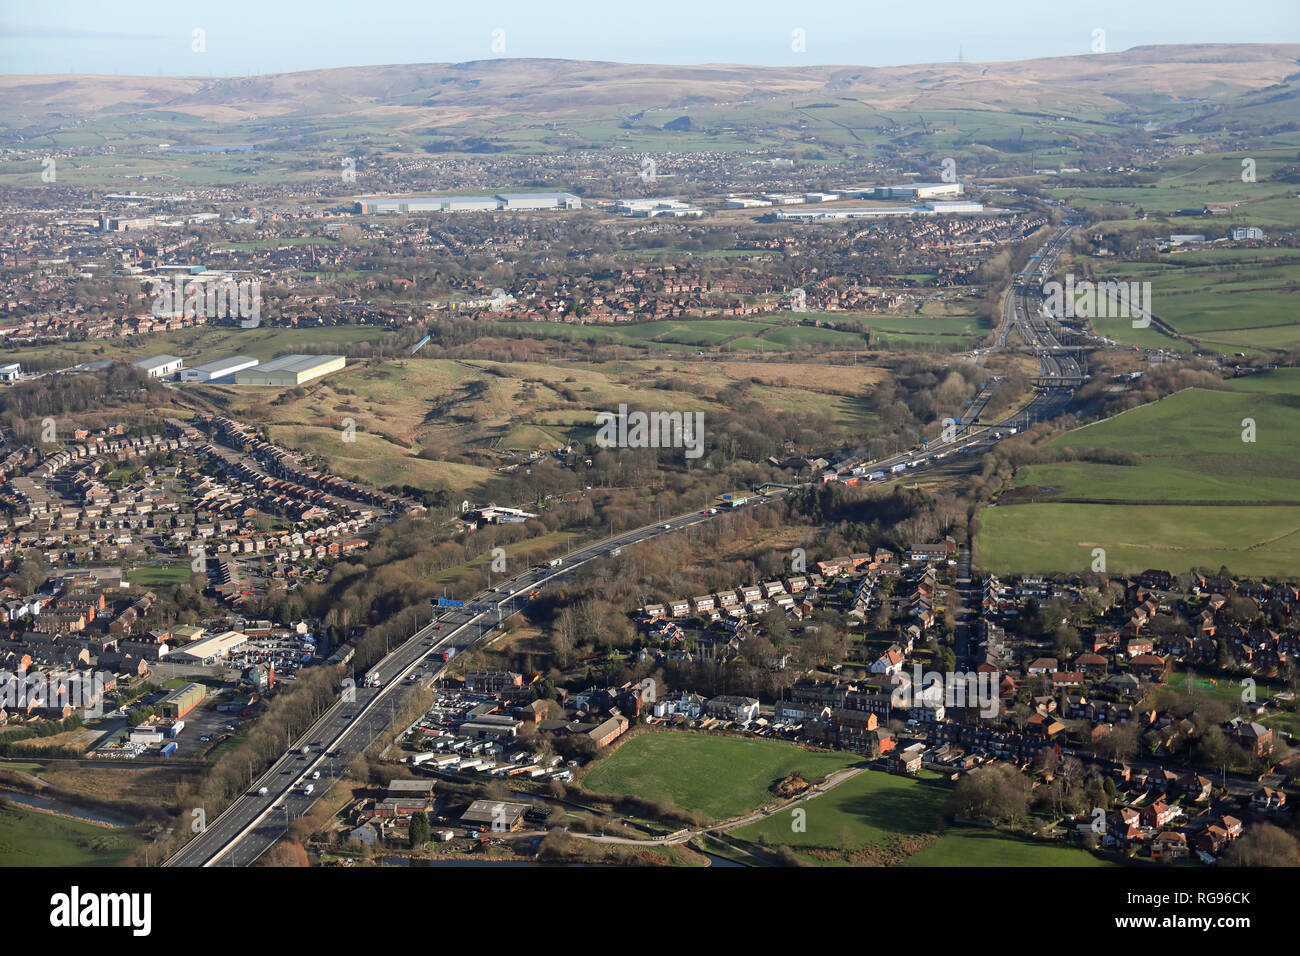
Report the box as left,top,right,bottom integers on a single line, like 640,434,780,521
0,363,21,381
235,354,346,386
877,182,964,199
132,354,184,378
615,198,704,218
171,629,248,664
774,201,986,221
179,355,259,383
355,192,581,214
496,192,583,210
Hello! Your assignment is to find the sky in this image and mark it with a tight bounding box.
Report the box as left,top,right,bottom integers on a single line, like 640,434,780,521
1,0,1296,75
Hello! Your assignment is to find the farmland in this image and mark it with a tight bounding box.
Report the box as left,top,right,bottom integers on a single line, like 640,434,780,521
1076,247,1300,354
976,370,1300,577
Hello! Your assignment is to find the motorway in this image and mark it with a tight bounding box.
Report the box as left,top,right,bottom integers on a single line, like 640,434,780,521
164,500,779,866
167,220,1088,867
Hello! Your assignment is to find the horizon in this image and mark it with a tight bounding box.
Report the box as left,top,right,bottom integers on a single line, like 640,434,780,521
2,0,1296,76
2,41,1294,81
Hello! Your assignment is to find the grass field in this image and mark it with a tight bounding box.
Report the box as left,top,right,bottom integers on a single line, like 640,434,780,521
978,370,1300,578
126,564,195,587
0,801,140,867
1078,250,1300,354
900,828,1114,867
211,354,892,496
1049,149,1300,228
1164,670,1281,704
580,731,858,821
0,323,394,368
731,768,948,857
1009,375,1300,503
975,502,1300,577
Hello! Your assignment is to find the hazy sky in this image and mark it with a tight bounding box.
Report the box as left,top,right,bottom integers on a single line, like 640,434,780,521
2,0,1296,75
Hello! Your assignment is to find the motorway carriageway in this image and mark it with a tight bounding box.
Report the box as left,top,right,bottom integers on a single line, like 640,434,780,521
167,224,1084,867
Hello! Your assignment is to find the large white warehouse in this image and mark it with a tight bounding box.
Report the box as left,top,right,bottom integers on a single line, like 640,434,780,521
179,355,259,383
132,354,184,378
355,192,581,214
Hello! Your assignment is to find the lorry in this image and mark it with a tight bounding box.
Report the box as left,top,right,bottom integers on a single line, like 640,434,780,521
869,471,886,481
547,558,563,568
257,786,269,796
160,741,178,758
890,463,907,474
437,648,456,663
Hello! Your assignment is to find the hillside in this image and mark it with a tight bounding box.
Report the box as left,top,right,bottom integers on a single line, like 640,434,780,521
1,43,1297,143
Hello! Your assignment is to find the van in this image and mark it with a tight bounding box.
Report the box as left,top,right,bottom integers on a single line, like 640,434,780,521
257,786,269,796
303,783,315,795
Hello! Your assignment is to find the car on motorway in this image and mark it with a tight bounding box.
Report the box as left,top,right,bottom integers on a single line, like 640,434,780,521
663,524,671,530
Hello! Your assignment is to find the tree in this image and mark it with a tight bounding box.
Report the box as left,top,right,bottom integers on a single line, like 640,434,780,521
1223,823,1300,867
409,811,430,848
948,764,1031,824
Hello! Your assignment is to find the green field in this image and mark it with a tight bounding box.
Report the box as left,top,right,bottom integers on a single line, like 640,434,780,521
126,564,195,587
1010,375,1300,503
1080,249,1300,354
580,731,858,821
978,370,1300,577
1050,149,1300,227
901,828,1114,867
731,768,949,858
0,323,394,368
976,502,1300,577
0,801,140,867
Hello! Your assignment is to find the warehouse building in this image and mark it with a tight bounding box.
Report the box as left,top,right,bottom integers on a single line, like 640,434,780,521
459,799,529,831
496,192,582,210
876,182,964,200
179,354,259,383
159,682,206,719
235,354,346,386
773,201,986,221
132,354,184,378
171,629,248,664
355,192,581,214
